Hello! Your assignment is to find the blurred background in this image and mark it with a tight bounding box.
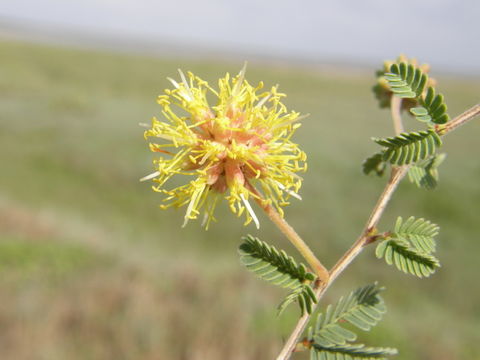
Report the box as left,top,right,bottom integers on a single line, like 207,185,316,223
0,1,479,359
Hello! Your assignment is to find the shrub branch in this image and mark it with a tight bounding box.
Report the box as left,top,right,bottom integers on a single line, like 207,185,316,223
274,102,480,360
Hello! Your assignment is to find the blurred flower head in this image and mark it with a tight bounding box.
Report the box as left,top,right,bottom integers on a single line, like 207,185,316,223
142,65,306,229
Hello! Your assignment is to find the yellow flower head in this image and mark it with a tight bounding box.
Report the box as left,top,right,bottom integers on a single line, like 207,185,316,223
141,65,306,229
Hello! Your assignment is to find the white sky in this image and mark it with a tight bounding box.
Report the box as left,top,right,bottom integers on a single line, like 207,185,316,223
1,0,479,73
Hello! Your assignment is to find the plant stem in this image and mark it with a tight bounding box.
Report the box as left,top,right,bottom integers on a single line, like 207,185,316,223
442,103,480,135
275,166,407,360
329,166,407,279
247,183,330,283
391,96,404,134
275,102,480,359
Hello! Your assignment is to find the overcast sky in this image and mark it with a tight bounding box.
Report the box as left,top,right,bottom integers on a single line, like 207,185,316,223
1,0,479,73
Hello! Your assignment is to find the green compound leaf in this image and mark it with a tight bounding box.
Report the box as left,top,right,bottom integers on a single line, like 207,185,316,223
362,152,386,177
385,62,450,125
408,153,446,190
375,239,439,278
393,216,439,254
311,283,386,347
308,284,397,360
310,343,398,360
409,87,450,125
384,62,427,99
238,235,316,287
238,235,317,315
373,129,442,165
420,87,450,124
278,283,317,316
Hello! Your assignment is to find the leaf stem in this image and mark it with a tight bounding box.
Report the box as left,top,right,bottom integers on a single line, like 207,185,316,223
247,183,330,283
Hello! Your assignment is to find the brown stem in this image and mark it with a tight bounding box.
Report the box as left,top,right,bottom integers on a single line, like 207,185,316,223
442,103,480,135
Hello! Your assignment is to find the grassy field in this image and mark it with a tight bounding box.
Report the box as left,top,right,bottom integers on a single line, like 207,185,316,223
0,39,479,360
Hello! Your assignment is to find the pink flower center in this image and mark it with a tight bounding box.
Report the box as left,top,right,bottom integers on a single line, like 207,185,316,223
187,108,271,193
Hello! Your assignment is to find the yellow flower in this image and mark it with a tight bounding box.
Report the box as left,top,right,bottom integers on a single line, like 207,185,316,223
141,65,306,229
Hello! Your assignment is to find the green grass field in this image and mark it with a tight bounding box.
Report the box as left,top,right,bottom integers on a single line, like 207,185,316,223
0,39,479,359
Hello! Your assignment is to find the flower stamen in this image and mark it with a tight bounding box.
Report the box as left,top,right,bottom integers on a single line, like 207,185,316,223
241,193,260,229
